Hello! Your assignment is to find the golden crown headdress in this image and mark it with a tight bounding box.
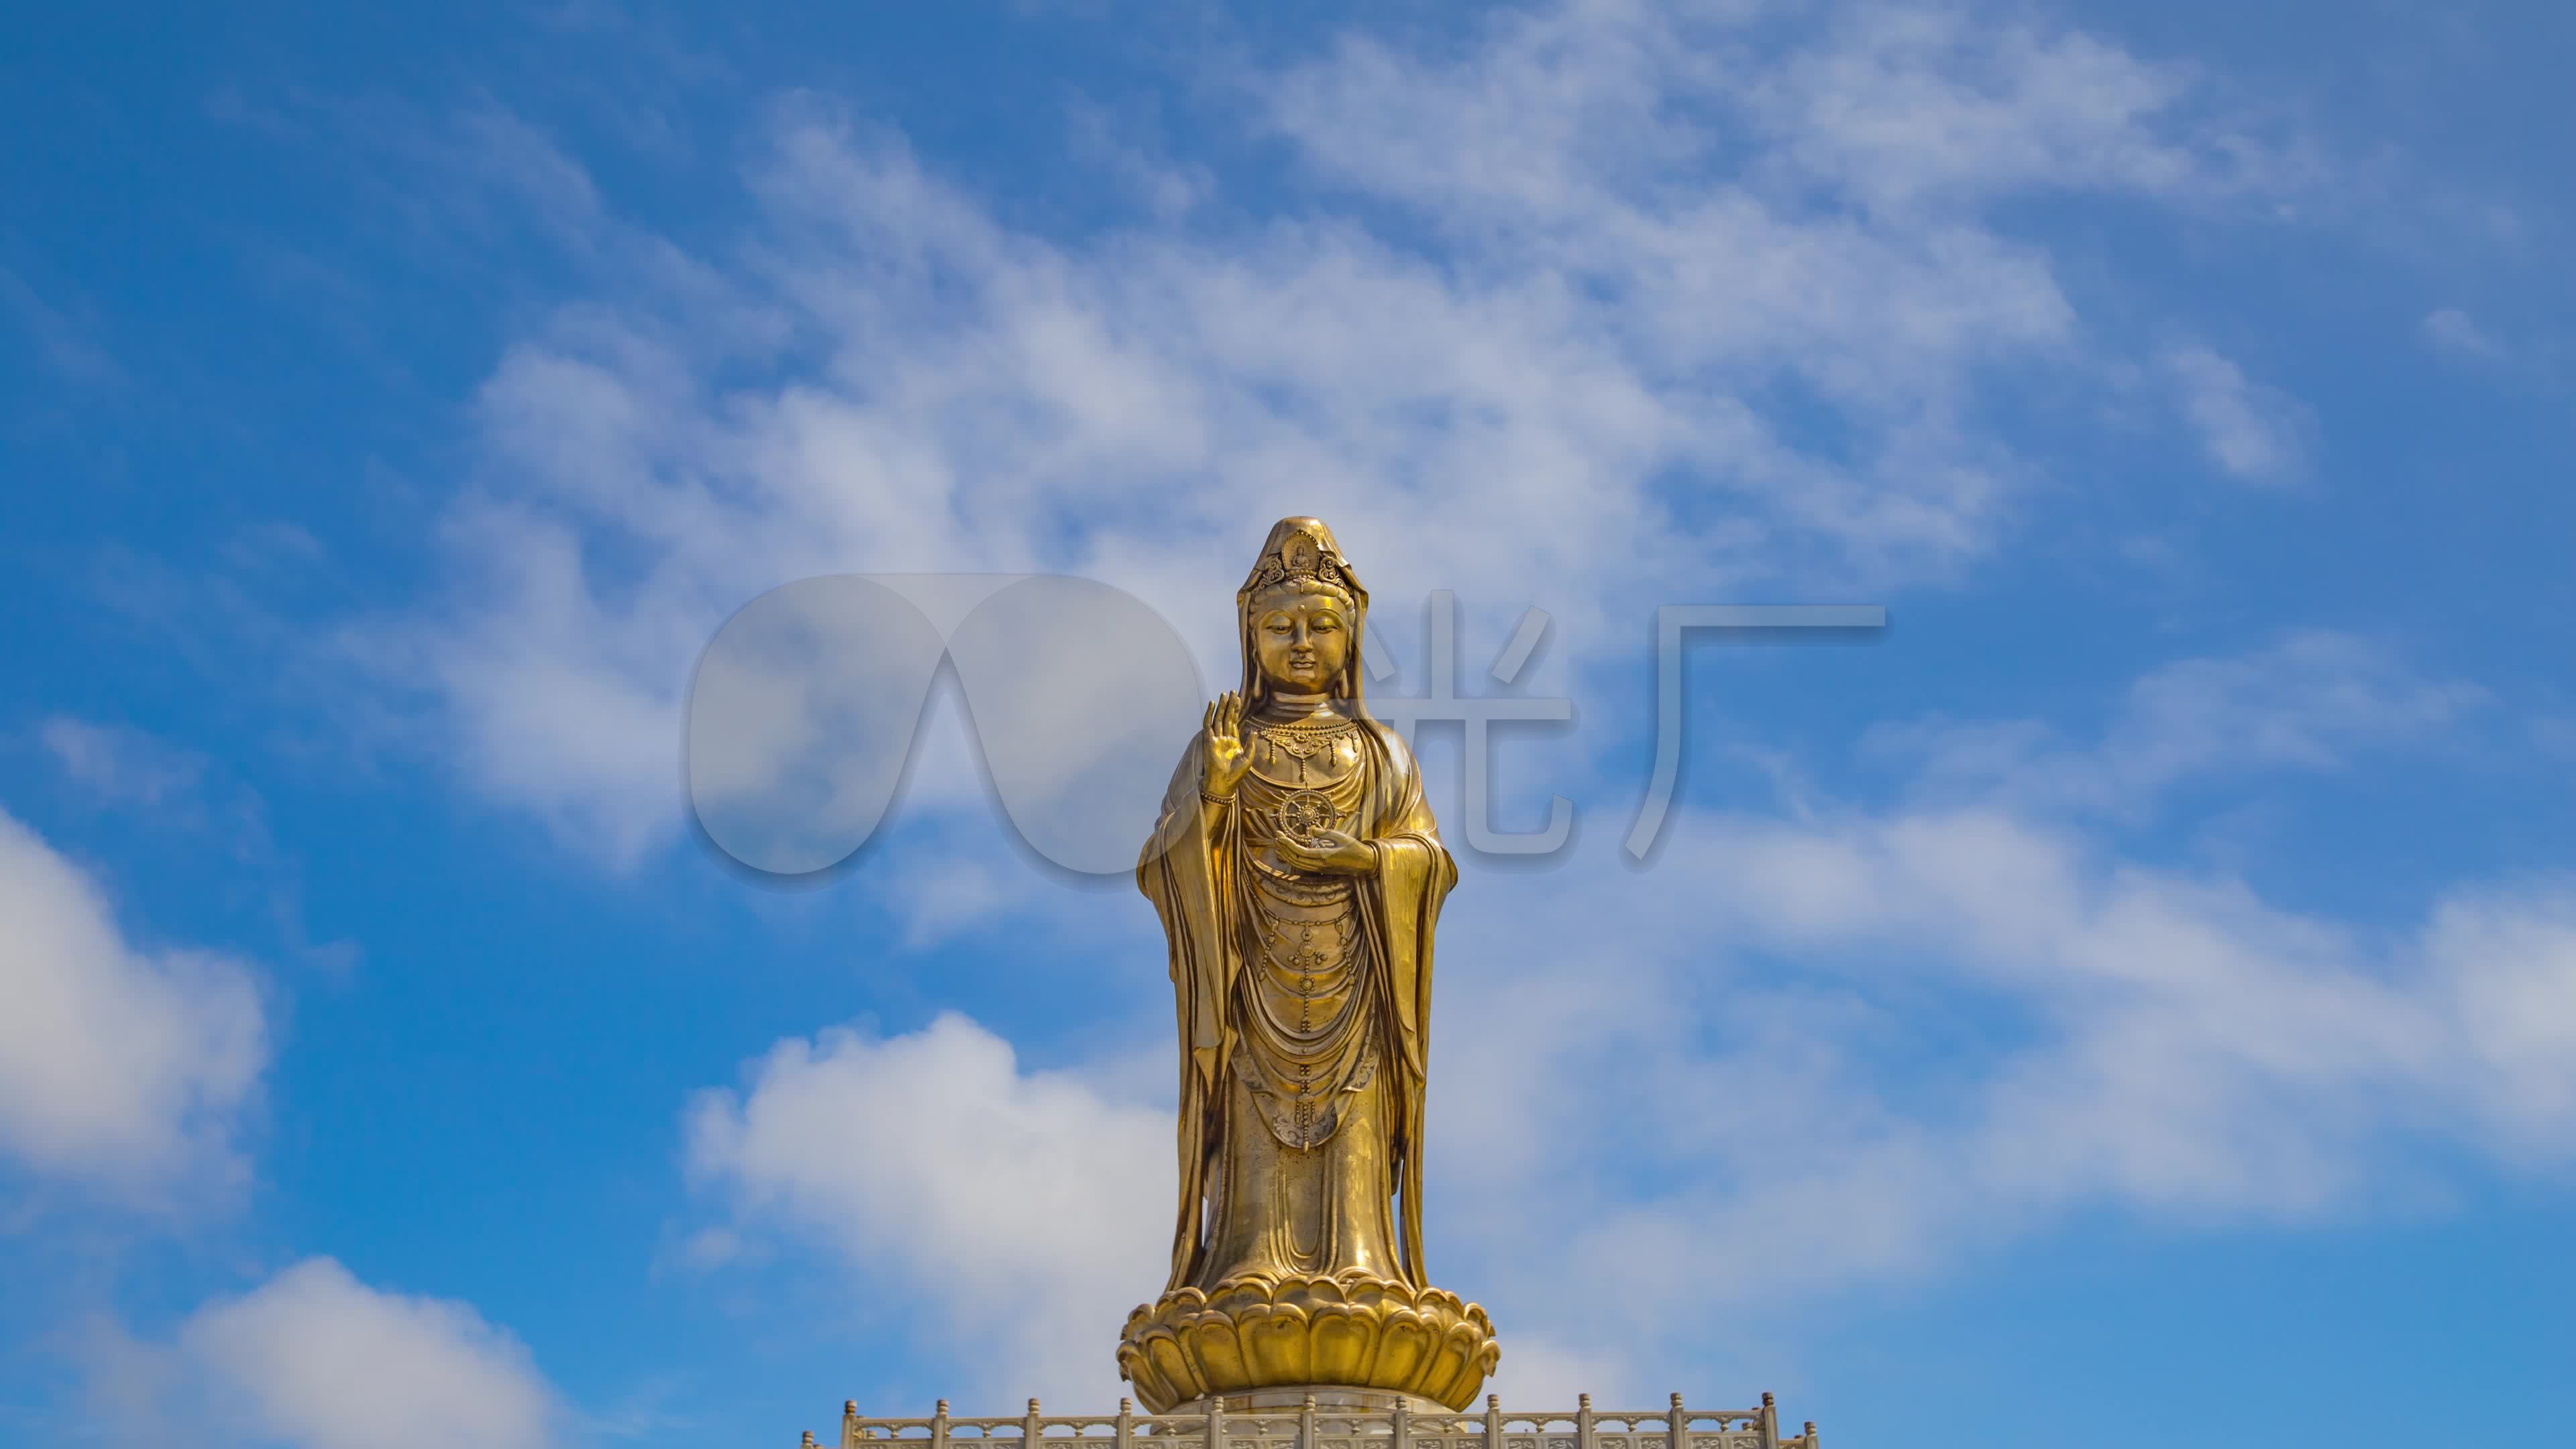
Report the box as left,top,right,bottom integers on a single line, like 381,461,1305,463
1242,523,1359,602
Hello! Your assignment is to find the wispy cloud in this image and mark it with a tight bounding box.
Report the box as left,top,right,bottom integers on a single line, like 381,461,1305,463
39,718,209,808
2421,306,2505,365
0,259,121,388
2164,343,2312,486
1864,631,2487,819
330,0,2384,870
1605,810,2576,1275
1737,5,2304,213
31,715,362,974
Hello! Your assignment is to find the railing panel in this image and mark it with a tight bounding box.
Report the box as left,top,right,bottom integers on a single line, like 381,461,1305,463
839,1399,1803,1449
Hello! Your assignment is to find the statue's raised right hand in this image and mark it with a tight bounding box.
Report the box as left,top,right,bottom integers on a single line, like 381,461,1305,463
1201,692,1252,800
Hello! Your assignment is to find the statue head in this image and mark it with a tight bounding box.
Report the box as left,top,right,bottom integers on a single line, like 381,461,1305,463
1236,517,1369,705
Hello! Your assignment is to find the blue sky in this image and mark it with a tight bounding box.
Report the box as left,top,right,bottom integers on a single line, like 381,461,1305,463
4,2,2574,1446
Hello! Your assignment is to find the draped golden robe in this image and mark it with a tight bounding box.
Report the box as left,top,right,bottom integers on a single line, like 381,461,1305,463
1138,714,1455,1296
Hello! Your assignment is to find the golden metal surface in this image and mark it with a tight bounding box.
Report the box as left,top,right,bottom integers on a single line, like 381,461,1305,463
1122,519,1499,1410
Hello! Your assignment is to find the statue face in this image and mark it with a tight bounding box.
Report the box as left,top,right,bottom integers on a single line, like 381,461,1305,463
1251,588,1352,693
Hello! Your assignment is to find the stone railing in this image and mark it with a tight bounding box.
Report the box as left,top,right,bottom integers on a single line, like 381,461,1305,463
808,1394,1818,1449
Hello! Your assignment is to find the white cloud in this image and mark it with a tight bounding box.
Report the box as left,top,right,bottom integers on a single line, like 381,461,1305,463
352,0,2347,866
40,716,209,807
1482,1336,1642,1407
889,855,1010,948
2164,343,2310,484
1359,637,2530,1364
1865,631,2485,818
669,806,2576,1400
1700,808,2573,1189
0,806,268,1193
2420,887,2576,1157
1397,802,2576,1361
672,1224,744,1271
1063,96,1211,223
682,1013,1169,1403
89,1258,560,1449
1738,7,2247,211
2420,306,2503,364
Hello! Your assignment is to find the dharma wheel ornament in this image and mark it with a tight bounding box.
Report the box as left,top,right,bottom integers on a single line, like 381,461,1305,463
1118,517,1501,1411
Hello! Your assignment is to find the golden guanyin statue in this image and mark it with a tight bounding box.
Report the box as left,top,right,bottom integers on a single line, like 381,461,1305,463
1118,519,1501,1413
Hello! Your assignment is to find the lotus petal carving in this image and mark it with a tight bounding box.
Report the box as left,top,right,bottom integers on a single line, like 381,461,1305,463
1117,1271,1500,1413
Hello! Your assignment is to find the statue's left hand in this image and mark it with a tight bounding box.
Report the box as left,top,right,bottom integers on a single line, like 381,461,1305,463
1275,828,1378,875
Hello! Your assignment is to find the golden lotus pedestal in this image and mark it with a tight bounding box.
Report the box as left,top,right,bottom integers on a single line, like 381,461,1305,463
1116,1271,1501,1414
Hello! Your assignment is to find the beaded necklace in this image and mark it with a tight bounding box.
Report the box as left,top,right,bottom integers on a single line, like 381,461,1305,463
1249,714,1360,787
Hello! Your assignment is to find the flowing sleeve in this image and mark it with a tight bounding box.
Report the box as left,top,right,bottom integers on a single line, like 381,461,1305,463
1354,721,1456,1285
1138,731,1237,1289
